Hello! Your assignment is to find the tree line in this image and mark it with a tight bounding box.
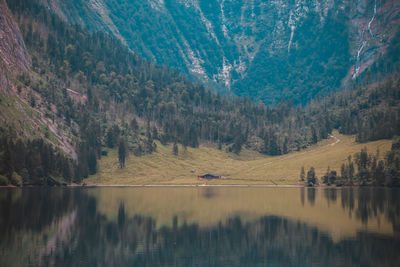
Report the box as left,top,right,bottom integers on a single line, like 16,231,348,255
0,127,78,186
301,138,400,187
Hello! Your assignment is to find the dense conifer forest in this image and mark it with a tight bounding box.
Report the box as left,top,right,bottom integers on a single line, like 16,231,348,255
0,0,399,185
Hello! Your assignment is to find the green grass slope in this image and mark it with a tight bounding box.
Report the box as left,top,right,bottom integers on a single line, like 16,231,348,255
86,131,392,185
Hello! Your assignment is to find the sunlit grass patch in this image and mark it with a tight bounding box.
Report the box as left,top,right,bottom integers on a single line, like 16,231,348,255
87,131,392,185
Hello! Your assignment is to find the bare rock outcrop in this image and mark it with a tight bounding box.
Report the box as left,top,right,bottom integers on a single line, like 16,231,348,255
0,0,31,92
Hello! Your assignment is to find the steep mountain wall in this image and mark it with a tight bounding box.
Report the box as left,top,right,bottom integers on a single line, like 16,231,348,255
0,0,31,92
38,0,400,104
0,0,79,159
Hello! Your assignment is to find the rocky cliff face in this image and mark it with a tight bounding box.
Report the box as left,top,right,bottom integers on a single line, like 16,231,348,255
0,0,31,92
347,0,400,79
39,0,400,104
0,0,78,158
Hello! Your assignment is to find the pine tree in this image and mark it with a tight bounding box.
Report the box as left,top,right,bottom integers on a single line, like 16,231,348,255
173,142,178,156
341,163,348,184
29,93,36,107
118,140,126,168
311,126,318,144
322,167,330,184
374,160,385,186
88,149,97,174
307,167,317,185
348,156,355,185
300,166,305,181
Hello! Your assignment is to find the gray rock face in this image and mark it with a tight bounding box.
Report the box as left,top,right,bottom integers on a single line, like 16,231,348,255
0,0,31,92
39,0,400,104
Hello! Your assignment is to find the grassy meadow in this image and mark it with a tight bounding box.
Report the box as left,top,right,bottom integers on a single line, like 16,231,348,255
86,131,392,185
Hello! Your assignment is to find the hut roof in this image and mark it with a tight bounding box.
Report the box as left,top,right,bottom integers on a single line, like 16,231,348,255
198,174,220,179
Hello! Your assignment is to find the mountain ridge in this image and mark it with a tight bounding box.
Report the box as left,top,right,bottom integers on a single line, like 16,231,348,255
38,0,400,104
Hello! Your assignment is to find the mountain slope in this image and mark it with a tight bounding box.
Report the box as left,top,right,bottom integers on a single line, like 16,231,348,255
0,0,30,91
39,0,400,104
0,0,329,184
1,0,399,186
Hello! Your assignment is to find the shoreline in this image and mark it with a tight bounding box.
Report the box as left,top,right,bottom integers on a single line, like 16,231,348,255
0,184,303,188
79,184,304,188
0,184,368,188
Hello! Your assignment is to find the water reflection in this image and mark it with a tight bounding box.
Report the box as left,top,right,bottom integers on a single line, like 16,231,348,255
300,187,305,206
324,188,337,205
307,188,317,206
339,188,400,232
200,187,218,199
0,187,399,266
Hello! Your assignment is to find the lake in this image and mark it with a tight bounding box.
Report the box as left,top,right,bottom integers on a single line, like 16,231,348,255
0,187,399,266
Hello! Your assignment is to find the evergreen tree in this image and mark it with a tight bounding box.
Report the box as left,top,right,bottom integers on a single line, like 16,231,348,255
118,140,126,168
340,163,348,183
232,134,243,155
355,148,371,185
386,138,400,186
300,166,305,181
30,93,36,107
1,144,13,179
307,167,317,185
173,142,178,156
311,126,318,144
88,149,97,175
130,118,139,134
322,167,330,185
322,166,337,185
348,156,355,185
374,160,386,186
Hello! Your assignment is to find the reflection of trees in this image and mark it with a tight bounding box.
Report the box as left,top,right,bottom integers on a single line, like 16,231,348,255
307,188,316,206
0,188,80,235
341,188,355,217
324,188,337,207
55,214,400,267
0,188,85,266
1,188,400,267
335,188,400,232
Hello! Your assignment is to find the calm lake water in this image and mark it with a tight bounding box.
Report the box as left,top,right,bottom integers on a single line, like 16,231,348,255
0,187,399,267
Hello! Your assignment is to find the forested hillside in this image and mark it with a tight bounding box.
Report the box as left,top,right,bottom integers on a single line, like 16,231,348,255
0,0,399,185
38,0,400,105
308,75,400,143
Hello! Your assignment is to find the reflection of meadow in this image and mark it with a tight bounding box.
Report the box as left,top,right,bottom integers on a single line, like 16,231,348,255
0,188,400,267
88,187,396,240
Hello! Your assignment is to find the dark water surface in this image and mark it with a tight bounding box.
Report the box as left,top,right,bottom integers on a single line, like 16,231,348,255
0,187,399,266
